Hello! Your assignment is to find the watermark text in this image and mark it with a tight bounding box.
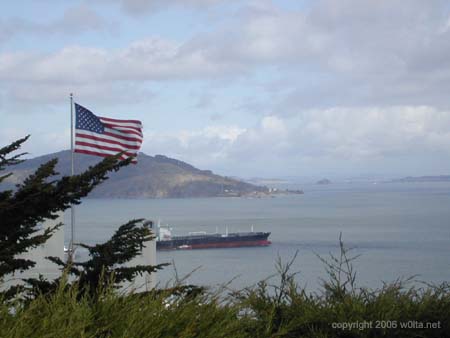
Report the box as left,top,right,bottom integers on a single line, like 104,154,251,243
331,320,441,331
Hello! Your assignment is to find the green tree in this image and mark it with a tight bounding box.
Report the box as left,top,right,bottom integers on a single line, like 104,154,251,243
32,219,168,298
0,136,163,299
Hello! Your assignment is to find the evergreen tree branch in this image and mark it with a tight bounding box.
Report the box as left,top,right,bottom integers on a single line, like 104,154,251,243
30,219,167,298
0,135,29,171
0,137,132,285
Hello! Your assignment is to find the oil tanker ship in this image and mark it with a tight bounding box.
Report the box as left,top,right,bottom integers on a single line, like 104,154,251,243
146,221,271,250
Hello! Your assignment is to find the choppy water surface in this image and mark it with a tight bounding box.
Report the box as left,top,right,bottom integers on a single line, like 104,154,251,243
65,182,450,290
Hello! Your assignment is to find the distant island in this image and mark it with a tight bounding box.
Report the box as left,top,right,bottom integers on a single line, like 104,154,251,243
389,175,450,183
3,150,274,199
316,178,332,185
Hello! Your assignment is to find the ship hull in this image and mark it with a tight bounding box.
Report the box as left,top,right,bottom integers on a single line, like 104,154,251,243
157,232,271,250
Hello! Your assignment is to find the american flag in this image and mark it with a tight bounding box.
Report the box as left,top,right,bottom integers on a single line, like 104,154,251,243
74,103,143,162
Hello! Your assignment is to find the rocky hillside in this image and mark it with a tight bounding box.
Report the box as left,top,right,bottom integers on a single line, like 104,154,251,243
3,150,268,198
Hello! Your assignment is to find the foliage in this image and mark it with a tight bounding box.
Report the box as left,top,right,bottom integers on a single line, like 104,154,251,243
0,136,140,298
233,240,450,338
26,219,169,299
1,241,450,338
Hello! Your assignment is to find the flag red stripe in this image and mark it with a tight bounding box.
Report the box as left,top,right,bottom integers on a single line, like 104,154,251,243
104,123,143,136
103,123,142,132
75,133,141,150
104,127,143,140
76,130,141,146
75,141,137,157
103,131,142,142
99,116,142,124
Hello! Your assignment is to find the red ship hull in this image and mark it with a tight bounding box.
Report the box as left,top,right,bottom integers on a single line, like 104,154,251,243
163,239,271,250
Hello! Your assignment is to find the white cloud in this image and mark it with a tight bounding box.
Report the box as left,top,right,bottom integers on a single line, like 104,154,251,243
0,4,114,43
261,116,286,134
181,0,450,107
0,37,242,84
2,0,450,178
1,0,449,108
141,106,450,176
105,0,230,16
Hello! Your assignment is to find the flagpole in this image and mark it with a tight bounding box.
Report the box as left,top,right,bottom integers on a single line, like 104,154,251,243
70,93,75,252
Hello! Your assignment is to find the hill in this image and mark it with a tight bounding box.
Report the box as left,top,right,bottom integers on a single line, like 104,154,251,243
3,150,269,198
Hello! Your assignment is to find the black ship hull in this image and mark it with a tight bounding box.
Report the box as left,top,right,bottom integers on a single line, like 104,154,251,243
157,232,271,250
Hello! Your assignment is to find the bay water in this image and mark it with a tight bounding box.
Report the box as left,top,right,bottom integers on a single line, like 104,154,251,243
65,182,450,291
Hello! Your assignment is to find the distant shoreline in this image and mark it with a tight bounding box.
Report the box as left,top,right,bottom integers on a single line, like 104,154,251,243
388,175,450,183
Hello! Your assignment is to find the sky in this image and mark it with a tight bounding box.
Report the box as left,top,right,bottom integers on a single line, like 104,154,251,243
1,0,450,179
